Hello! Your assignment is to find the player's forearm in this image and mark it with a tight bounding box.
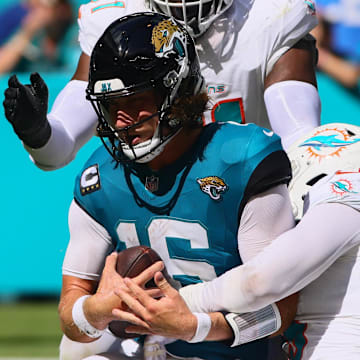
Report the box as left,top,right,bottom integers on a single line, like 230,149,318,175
204,309,284,343
25,117,77,170
205,312,233,341
264,35,320,150
181,203,360,314
264,80,321,150
273,293,299,335
58,275,102,343
58,287,96,342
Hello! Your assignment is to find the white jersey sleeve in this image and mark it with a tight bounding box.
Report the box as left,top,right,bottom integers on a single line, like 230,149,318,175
180,202,360,314
263,0,318,74
78,0,148,56
198,0,318,129
62,200,115,280
237,184,295,262
26,80,98,170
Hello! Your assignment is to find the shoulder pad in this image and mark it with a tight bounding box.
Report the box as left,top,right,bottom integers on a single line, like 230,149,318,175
218,123,282,165
264,0,318,73
217,123,254,165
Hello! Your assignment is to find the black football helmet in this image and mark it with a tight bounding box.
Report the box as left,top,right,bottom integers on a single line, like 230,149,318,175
147,0,233,37
87,12,204,163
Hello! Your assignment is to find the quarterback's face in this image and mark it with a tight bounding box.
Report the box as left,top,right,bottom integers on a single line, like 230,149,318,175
106,90,160,146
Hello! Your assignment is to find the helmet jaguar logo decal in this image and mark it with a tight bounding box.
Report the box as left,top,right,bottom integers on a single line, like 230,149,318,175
331,179,359,196
299,127,360,161
151,19,185,58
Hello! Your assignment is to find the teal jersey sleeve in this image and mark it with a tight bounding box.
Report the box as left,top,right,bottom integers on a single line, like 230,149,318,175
210,122,291,218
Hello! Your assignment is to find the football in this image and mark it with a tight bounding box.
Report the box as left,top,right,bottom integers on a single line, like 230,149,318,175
108,245,167,338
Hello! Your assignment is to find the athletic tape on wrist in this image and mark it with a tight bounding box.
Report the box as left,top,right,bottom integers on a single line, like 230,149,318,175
225,304,281,347
72,295,105,338
188,312,212,343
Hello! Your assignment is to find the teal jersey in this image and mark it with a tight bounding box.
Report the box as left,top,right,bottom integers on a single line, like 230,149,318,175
74,122,291,360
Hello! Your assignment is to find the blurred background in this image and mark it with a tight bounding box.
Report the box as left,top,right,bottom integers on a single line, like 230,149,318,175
0,0,359,358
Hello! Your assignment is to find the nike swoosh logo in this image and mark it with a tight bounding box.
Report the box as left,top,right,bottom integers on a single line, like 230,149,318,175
263,130,274,137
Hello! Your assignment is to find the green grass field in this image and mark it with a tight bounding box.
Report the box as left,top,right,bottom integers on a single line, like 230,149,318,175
0,301,61,357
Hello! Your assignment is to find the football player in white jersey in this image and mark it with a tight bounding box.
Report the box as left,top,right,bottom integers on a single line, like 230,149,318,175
3,0,321,170
138,122,360,360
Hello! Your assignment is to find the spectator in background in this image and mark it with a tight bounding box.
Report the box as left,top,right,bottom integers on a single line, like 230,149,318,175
0,0,73,74
38,0,74,68
311,0,360,89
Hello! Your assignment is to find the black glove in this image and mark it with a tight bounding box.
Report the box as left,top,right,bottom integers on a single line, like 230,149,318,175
3,72,51,148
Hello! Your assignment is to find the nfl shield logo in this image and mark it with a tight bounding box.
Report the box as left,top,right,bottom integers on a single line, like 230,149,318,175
145,175,159,192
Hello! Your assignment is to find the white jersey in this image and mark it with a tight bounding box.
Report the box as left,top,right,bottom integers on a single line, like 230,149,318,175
290,170,360,360
78,0,147,56
78,0,317,129
179,169,360,359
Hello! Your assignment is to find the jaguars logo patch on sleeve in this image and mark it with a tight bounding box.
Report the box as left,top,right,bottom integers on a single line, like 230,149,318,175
80,164,101,195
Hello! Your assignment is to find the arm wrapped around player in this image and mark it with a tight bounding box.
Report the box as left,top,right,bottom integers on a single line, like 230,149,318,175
113,269,284,347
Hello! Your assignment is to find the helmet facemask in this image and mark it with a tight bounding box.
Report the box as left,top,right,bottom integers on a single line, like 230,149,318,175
148,0,233,37
90,93,182,163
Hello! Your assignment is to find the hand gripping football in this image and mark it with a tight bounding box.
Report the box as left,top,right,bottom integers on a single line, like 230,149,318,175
108,245,166,338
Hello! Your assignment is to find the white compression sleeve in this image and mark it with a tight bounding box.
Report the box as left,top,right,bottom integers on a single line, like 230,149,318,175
237,184,294,262
264,80,321,150
180,202,360,313
25,80,98,170
62,200,114,281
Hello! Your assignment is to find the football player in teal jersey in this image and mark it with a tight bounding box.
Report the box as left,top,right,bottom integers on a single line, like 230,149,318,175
59,13,297,360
